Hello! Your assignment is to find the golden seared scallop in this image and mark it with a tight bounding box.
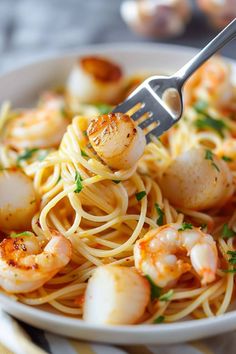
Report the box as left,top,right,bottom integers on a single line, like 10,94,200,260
160,147,233,210
83,265,150,325
87,112,146,170
0,169,37,231
4,108,69,150
66,56,123,105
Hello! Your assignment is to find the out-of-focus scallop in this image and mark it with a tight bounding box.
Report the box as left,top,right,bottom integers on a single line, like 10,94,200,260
66,56,123,105
121,0,192,39
160,147,234,210
0,169,37,231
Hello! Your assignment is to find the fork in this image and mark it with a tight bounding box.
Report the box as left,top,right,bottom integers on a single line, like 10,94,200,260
113,18,236,143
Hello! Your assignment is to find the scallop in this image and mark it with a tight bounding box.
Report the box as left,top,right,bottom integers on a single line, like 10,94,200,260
87,112,146,170
0,169,37,231
83,265,150,325
160,147,234,210
66,56,123,105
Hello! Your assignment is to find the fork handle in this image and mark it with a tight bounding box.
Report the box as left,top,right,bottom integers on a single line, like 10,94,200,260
175,18,236,87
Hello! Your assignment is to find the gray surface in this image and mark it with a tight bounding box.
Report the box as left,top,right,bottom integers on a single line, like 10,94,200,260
0,0,235,74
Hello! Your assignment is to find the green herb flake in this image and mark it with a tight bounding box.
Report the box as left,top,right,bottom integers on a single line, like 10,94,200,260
135,191,146,201
205,149,220,172
194,116,227,138
153,316,165,324
222,268,236,273
193,100,208,113
74,171,83,193
145,275,162,301
178,222,193,231
17,148,39,163
81,149,88,157
155,203,164,226
159,289,174,302
10,231,32,238
83,131,88,137
96,103,112,115
227,251,236,265
222,156,233,162
200,223,207,230
222,224,236,239
37,150,49,162
112,180,121,184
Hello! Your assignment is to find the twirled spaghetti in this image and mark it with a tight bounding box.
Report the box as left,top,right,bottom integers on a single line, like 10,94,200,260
0,55,236,325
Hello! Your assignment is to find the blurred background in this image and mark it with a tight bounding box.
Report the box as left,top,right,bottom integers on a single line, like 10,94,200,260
0,0,235,73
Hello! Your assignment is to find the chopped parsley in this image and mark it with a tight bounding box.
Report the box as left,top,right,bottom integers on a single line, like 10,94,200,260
200,223,207,230
112,180,121,184
74,171,83,193
227,251,236,265
222,155,233,162
10,231,32,238
159,289,174,302
145,275,162,301
83,131,88,137
81,149,88,157
153,316,165,324
155,203,164,226
135,191,146,201
96,103,112,115
178,222,193,231
17,148,38,163
222,224,236,239
37,150,49,162
205,149,220,172
194,101,227,138
222,250,236,273
193,100,208,113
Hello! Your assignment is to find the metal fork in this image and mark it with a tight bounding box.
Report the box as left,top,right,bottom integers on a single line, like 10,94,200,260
113,18,236,143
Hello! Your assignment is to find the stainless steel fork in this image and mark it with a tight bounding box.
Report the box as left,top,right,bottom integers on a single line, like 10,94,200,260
113,18,236,143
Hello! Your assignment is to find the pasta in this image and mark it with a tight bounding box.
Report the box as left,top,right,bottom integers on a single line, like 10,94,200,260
0,55,236,325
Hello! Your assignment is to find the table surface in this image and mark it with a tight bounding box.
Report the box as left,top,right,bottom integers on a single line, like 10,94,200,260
0,0,235,75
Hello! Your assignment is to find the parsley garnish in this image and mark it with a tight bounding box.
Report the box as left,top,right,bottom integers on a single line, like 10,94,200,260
17,148,38,163
205,149,220,172
222,156,233,162
193,100,208,113
145,275,162,301
81,149,88,157
159,289,174,302
83,131,88,137
155,203,164,226
178,222,193,231
135,191,146,201
96,104,112,115
112,180,121,184
38,150,49,162
200,223,207,230
222,224,236,239
74,171,83,193
194,101,227,138
227,251,236,265
153,316,165,324
10,231,32,238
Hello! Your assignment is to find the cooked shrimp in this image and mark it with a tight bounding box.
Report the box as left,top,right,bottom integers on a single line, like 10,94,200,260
134,223,218,288
184,56,233,107
87,112,146,169
0,169,37,231
160,147,233,210
83,265,150,325
4,107,69,150
0,231,72,293
66,56,123,105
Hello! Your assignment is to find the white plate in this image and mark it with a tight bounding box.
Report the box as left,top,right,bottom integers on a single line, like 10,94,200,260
0,43,236,345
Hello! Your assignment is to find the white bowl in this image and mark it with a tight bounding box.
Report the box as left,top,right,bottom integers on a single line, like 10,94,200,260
0,43,236,345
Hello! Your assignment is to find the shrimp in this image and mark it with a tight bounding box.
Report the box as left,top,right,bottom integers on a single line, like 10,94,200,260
134,223,218,287
83,265,150,325
87,112,146,169
0,169,37,231
160,147,234,210
67,56,123,105
184,56,233,107
4,107,69,150
0,231,72,293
